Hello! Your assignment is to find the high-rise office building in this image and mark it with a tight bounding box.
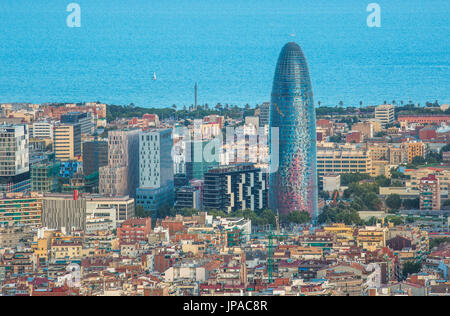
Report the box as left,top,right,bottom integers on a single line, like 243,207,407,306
54,123,82,161
259,102,270,127
82,140,108,176
0,124,30,193
99,129,140,197
31,159,61,193
175,186,201,210
375,104,395,128
185,140,219,180
138,129,173,189
31,121,54,139
61,112,94,135
269,42,318,218
203,163,267,213
136,129,174,213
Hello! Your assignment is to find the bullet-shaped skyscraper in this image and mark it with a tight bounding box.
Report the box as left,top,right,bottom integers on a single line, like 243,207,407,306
269,42,318,219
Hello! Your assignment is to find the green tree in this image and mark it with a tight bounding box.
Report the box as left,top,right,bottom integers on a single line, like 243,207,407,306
345,182,382,211
385,215,404,226
440,144,450,157
135,204,147,218
287,210,311,224
375,175,391,187
391,180,404,187
402,198,420,209
318,204,363,226
426,151,441,164
340,173,371,186
177,208,199,217
411,156,426,166
157,204,174,219
319,191,330,200
402,261,422,279
260,209,276,226
405,217,416,224
328,135,342,143
365,216,378,226
240,209,259,222
429,238,450,249
207,209,228,218
390,167,405,179
386,194,402,210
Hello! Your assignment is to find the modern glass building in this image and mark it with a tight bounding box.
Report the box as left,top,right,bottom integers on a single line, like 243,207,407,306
31,160,61,193
269,42,318,219
136,129,174,215
185,140,219,180
0,124,31,193
82,140,108,177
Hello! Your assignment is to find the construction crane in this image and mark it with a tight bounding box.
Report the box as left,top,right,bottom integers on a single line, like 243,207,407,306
223,224,289,284
266,231,289,284
275,211,280,235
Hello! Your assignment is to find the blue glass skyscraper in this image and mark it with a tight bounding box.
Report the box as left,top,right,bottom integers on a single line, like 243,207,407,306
269,42,318,220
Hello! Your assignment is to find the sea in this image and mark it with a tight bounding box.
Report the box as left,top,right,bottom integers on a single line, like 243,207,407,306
0,0,448,108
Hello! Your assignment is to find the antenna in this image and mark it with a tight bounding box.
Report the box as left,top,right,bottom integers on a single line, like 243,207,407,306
276,211,280,235
194,82,198,109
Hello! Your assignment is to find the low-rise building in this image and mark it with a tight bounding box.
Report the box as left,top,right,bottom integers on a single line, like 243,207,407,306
117,218,152,244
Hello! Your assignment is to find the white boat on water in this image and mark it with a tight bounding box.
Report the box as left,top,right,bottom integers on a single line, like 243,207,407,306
153,72,157,80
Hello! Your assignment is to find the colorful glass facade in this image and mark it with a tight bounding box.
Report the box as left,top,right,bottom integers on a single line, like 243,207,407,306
269,42,318,219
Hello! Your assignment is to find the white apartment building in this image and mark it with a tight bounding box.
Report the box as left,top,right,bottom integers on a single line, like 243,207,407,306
31,121,54,139
323,173,341,192
85,195,135,223
0,124,29,177
375,104,395,127
139,129,173,189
